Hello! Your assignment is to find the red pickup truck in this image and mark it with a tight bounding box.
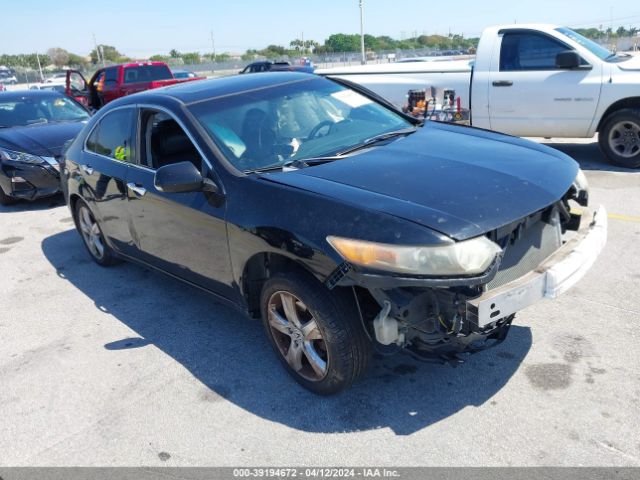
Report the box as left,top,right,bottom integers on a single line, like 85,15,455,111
66,62,204,109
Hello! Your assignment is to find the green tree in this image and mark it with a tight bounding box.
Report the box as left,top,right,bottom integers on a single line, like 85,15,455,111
325,33,360,52
149,54,169,62
303,40,318,53
242,50,258,61
289,39,304,52
46,47,69,68
90,45,127,64
181,52,200,64
67,53,88,68
169,49,181,58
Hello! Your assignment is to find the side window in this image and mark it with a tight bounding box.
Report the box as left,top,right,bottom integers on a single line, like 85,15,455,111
104,67,118,85
140,109,203,171
500,33,568,71
123,68,138,83
86,109,135,162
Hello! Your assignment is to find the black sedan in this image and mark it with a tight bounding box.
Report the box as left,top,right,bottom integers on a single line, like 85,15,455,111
61,72,606,394
0,90,90,205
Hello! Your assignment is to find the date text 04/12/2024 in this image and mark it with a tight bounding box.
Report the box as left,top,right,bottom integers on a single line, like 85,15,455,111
232,468,401,478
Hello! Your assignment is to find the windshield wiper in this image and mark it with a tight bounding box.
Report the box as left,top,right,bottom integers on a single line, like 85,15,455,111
336,127,417,156
248,127,417,174
248,156,341,173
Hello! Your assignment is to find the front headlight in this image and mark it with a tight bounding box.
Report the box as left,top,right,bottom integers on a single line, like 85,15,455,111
574,168,589,192
327,235,502,276
0,148,45,165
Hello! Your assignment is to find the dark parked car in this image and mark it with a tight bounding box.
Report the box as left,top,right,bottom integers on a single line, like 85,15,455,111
0,90,90,205
61,73,606,394
239,61,314,74
172,70,197,79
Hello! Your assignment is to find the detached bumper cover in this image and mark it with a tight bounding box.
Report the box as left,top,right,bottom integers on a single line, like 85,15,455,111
467,206,607,327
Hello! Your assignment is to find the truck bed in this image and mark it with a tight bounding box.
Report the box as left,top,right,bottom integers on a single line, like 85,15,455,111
317,59,473,109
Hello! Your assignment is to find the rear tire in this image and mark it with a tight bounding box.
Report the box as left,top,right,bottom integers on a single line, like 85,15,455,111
74,200,117,266
260,271,371,395
0,185,17,206
599,109,640,168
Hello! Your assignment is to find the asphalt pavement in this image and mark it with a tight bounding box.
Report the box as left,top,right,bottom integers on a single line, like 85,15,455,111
0,136,639,466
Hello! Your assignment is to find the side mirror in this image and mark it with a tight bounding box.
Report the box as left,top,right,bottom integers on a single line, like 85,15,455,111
154,161,218,194
555,51,582,69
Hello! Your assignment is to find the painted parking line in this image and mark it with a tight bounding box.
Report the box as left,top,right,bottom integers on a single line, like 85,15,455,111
607,213,640,223
571,208,640,223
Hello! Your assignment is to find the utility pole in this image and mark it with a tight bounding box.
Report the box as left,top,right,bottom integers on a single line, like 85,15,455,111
35,52,44,82
92,33,101,65
210,31,216,62
359,0,366,64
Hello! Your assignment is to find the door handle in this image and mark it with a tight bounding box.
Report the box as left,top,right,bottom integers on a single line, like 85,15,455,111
127,182,146,196
492,80,513,87
81,165,94,175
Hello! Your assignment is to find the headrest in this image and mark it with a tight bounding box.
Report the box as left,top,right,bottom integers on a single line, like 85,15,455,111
153,120,194,157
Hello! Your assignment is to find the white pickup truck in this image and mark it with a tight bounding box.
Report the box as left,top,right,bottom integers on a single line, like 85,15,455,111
318,24,640,168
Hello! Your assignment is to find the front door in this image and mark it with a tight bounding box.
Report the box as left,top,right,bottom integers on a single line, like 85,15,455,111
124,108,236,300
65,70,89,106
488,30,601,138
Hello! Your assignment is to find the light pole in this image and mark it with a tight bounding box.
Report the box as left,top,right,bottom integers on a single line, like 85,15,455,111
359,0,366,64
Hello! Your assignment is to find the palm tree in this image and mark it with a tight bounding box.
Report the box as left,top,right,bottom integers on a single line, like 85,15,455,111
289,39,303,52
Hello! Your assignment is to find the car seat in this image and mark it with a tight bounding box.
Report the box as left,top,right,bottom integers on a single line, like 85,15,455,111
240,108,276,167
13,102,40,124
150,120,201,171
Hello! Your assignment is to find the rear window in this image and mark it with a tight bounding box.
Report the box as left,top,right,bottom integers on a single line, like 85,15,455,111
123,65,173,84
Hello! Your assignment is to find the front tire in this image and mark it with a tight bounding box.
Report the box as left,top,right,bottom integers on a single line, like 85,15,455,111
260,271,371,395
75,200,116,266
599,109,640,168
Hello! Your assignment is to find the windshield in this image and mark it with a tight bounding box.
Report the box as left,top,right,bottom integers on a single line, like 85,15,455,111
189,77,413,172
0,95,89,127
555,27,616,61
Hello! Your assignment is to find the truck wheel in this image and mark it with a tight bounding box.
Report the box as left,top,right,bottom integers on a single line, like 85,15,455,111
0,185,17,206
599,109,640,168
75,200,116,266
260,271,371,395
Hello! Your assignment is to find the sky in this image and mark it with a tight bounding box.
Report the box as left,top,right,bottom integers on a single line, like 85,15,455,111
1,0,639,57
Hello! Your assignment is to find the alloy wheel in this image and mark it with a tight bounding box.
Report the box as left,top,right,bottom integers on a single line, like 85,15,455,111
78,205,105,260
267,291,329,381
608,120,640,158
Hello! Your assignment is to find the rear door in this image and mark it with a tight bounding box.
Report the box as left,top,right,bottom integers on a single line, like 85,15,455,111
488,30,601,137
124,107,236,300
81,107,137,254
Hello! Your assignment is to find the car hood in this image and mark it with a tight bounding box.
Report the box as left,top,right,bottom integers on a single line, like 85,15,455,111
617,55,640,71
0,121,86,157
262,122,578,241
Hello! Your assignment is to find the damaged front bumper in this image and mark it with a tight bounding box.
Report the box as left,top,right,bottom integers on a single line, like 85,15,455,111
334,205,607,362
0,157,61,201
467,206,607,327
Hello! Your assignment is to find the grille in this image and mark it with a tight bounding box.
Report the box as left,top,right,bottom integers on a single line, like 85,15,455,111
486,213,562,290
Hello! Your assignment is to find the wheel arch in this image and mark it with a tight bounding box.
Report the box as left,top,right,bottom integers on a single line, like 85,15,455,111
241,252,329,318
596,97,640,132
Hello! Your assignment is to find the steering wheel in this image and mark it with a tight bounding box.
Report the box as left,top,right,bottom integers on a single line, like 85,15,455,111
307,120,334,140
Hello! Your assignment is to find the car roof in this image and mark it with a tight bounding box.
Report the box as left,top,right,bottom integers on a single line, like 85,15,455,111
0,89,66,101
129,71,318,105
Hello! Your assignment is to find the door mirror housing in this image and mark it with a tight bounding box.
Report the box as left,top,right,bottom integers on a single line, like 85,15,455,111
154,161,218,193
555,51,582,69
